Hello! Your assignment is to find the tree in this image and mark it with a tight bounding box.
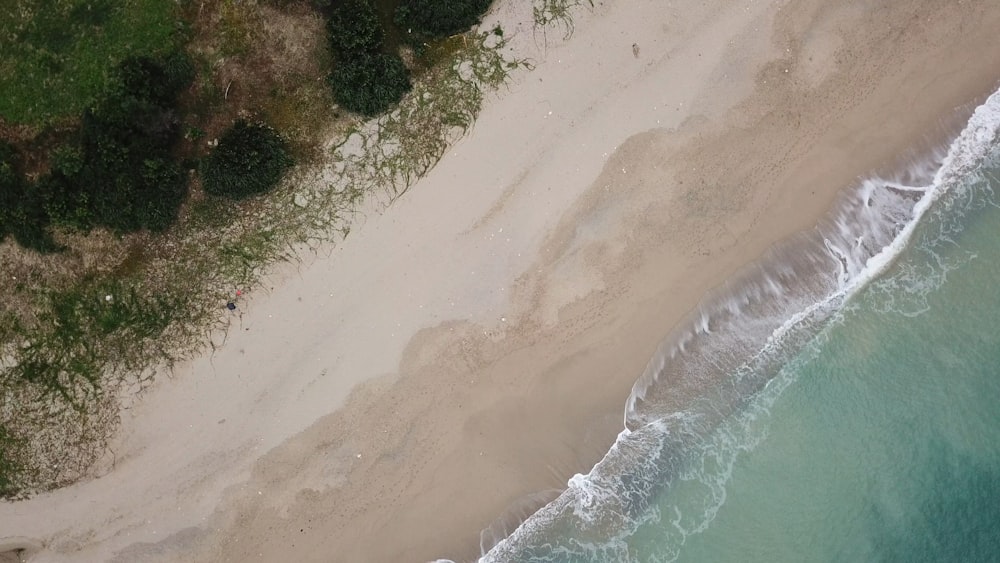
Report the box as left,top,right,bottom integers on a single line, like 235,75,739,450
0,143,21,239
324,0,413,117
201,120,294,199
327,0,383,55
3,52,196,250
115,52,195,108
0,143,59,251
61,52,194,233
395,0,494,40
330,52,411,116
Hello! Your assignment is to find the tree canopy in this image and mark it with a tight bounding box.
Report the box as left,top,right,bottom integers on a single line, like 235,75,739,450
0,52,195,251
201,120,294,199
395,0,494,40
330,52,412,117
327,0,384,54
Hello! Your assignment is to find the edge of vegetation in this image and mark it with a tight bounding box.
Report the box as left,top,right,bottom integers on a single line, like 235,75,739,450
0,0,585,499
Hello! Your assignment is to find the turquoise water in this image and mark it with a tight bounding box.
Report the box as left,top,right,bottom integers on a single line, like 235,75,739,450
670,163,1000,562
479,89,1000,562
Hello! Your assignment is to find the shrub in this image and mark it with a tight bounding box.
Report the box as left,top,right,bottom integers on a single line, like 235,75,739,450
201,120,294,199
115,52,195,109
330,52,412,116
6,184,61,253
0,144,60,251
60,153,188,232
52,52,194,233
89,54,193,155
324,0,413,117
0,144,21,239
327,0,383,55
395,0,494,40
2,52,195,250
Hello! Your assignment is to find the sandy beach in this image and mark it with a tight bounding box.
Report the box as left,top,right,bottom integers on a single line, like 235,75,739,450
3,0,1000,562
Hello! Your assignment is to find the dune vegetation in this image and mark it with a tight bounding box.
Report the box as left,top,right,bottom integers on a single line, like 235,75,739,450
0,0,581,499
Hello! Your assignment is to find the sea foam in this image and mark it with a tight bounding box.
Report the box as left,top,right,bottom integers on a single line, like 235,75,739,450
476,86,1000,562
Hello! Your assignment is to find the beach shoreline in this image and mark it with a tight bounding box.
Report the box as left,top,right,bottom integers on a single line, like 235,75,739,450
2,1,1000,562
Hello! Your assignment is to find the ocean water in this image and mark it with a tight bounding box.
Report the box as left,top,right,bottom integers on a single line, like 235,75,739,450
476,86,1000,563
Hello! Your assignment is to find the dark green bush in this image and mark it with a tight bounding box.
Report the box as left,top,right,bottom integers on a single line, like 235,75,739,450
1,51,200,251
0,143,60,251
115,52,195,109
1,52,194,251
324,0,413,117
395,0,493,40
88,54,192,157
201,120,294,199
0,143,21,239
52,149,188,233
48,52,195,233
0,51,197,246
327,0,383,55
330,52,412,116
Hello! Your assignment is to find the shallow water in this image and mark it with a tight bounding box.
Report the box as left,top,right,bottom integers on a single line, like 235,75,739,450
660,156,1000,563
479,87,1000,562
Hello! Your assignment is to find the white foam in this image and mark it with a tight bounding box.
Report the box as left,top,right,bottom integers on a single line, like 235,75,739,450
477,87,1000,562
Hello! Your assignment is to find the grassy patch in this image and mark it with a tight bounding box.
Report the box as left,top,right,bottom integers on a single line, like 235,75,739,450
0,0,180,126
1,277,189,495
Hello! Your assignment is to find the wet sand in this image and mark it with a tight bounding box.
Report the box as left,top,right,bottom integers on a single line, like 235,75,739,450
2,1,1000,562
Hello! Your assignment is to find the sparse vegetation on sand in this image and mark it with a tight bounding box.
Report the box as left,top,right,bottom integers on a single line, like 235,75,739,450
0,0,581,498
532,0,593,44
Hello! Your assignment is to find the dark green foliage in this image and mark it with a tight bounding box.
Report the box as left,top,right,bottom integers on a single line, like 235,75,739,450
395,0,494,39
85,53,193,156
201,120,294,199
0,144,60,251
115,52,195,109
330,52,412,116
327,0,383,54
0,143,22,239
10,183,62,252
48,52,194,233
0,52,195,250
323,0,412,116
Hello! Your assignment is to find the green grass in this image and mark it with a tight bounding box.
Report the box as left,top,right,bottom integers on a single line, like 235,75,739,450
10,280,181,405
0,276,190,496
0,0,180,126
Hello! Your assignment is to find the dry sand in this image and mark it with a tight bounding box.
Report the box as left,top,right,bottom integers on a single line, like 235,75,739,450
3,0,1000,562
